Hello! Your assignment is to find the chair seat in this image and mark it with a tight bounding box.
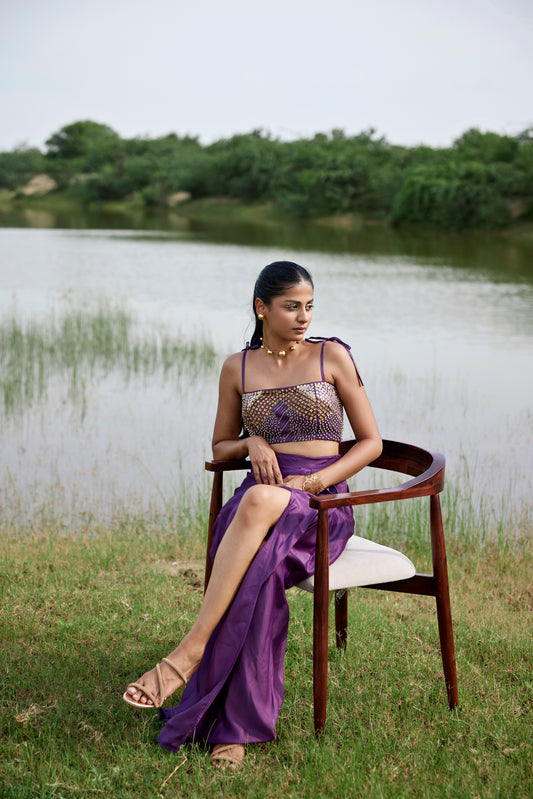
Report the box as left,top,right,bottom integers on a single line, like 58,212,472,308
297,535,416,592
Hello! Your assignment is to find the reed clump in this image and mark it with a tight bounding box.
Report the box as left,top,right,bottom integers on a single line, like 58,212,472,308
0,306,216,415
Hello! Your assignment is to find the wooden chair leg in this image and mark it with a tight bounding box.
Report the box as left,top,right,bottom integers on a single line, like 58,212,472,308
430,494,459,709
335,590,348,649
313,509,330,734
204,471,222,592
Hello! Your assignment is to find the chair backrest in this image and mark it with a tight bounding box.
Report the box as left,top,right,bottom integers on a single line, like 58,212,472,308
341,438,443,479
311,439,445,511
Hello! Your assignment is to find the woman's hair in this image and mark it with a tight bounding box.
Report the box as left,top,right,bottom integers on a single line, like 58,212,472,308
250,261,314,347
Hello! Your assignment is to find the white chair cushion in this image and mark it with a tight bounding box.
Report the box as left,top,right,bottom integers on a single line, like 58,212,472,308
297,535,416,593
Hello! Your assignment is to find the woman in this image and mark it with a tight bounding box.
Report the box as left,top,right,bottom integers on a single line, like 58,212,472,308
123,261,382,768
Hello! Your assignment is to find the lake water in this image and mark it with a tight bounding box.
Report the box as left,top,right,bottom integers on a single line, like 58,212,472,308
1,211,532,532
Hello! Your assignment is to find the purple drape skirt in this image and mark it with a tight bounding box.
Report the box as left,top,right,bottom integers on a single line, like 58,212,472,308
158,452,354,752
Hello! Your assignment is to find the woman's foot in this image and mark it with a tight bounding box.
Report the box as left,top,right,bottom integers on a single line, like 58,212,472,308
123,638,203,708
210,744,245,770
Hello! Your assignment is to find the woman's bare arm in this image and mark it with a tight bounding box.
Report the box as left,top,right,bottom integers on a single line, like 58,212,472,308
283,342,382,492
211,353,283,484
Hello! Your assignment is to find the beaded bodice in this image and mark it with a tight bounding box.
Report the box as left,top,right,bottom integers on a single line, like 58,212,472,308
240,337,362,445
242,381,343,444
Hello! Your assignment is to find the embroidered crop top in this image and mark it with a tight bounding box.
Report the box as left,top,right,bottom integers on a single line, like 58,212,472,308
241,337,363,445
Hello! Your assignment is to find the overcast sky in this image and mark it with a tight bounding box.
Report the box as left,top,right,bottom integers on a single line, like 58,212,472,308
1,0,532,152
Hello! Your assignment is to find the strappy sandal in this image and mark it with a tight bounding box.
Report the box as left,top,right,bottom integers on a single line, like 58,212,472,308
122,657,188,708
210,744,245,770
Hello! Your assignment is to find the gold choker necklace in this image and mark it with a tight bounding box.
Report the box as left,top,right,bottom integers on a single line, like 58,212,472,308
260,338,301,357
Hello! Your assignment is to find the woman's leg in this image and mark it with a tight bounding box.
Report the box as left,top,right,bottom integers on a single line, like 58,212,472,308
125,484,291,705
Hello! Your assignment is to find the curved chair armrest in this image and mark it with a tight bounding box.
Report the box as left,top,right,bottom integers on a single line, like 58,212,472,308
205,458,251,472
309,448,445,510
204,442,445,510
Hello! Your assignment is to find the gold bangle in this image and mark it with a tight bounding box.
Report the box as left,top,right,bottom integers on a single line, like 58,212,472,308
302,473,323,495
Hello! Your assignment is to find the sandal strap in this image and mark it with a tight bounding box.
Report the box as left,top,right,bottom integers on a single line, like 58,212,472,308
161,657,189,686
211,744,245,765
155,662,165,707
125,659,185,709
126,680,160,708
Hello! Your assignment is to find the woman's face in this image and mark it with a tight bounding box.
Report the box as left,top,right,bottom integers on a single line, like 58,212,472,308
257,280,314,341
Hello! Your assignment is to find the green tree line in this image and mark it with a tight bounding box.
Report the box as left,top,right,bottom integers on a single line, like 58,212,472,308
1,120,532,229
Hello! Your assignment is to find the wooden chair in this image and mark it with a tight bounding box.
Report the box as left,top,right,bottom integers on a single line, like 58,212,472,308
204,439,458,734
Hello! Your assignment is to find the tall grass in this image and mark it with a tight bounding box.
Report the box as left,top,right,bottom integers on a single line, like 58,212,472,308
0,306,216,415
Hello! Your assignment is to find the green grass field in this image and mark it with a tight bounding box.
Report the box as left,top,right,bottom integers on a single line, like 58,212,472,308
1,489,531,798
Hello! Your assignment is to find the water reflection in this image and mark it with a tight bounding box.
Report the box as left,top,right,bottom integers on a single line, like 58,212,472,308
1,202,532,282
188,218,533,284
0,203,190,234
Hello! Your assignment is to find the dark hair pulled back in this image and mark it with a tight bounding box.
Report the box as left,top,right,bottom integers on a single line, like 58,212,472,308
250,261,314,347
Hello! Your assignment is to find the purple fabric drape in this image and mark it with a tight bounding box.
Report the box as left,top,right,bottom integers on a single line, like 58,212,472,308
158,452,354,751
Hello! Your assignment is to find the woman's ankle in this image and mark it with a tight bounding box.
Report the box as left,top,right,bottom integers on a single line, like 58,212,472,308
167,634,205,673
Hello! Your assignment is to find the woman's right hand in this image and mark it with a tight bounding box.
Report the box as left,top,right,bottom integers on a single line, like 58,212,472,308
247,436,283,485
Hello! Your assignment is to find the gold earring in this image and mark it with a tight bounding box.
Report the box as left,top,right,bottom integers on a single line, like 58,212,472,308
258,313,264,320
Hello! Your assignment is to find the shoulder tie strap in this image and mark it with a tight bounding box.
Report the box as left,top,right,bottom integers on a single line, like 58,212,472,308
320,340,326,381
306,336,364,387
241,348,248,393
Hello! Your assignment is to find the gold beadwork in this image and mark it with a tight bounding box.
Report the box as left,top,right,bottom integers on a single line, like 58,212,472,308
242,382,344,444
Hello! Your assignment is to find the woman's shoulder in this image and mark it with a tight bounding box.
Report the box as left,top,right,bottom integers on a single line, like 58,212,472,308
308,336,354,359
219,351,245,384
223,350,245,367
324,338,354,366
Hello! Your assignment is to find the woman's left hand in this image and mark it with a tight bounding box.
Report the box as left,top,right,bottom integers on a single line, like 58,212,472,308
283,474,324,494
282,474,306,491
